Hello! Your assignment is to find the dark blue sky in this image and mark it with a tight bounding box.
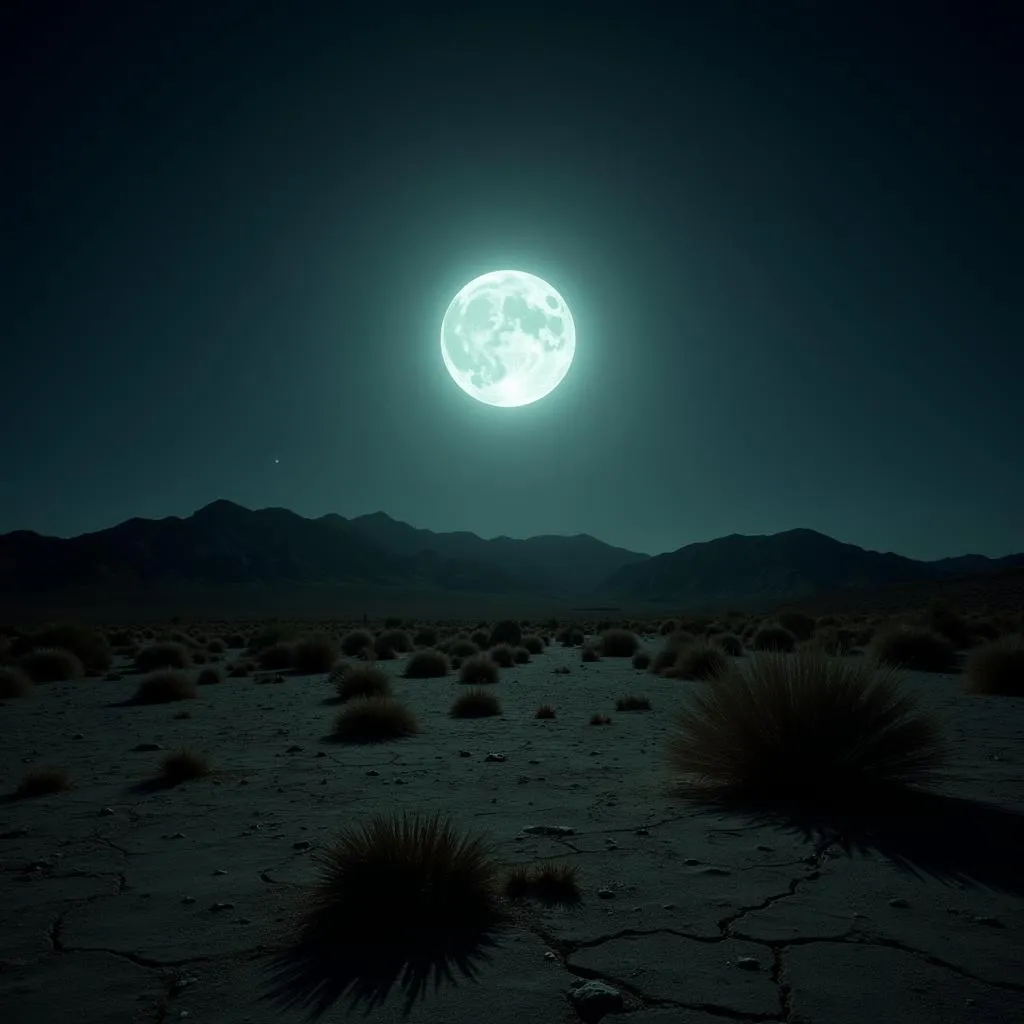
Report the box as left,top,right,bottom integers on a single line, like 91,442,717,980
5,3,1021,560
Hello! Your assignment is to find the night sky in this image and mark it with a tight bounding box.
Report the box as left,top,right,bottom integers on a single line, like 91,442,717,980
6,3,1021,561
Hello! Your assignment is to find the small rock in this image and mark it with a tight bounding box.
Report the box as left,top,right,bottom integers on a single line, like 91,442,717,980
315,751,326,758
522,825,575,836
459,750,472,757
736,956,761,971
973,915,1002,927
293,841,312,851
517,776,529,784
662,902,676,910
133,743,162,752
239,917,252,925
181,896,196,905
213,868,228,876
285,745,302,753
209,902,235,912
394,778,405,785
684,858,701,865
99,807,116,817
597,888,616,899
366,770,380,777
635,827,650,836
543,951,556,961
485,753,506,762
888,898,909,909
169,832,186,840
568,979,624,1023
701,866,731,876
528,759,540,765
73,733,84,740
756,844,773,852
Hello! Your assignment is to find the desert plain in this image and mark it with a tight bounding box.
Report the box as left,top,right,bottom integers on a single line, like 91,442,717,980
1,614,1022,1024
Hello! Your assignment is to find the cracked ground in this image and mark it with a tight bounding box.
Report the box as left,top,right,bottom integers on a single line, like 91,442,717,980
1,642,1022,1023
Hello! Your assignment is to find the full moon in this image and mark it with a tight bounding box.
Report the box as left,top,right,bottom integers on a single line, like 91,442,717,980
440,270,576,407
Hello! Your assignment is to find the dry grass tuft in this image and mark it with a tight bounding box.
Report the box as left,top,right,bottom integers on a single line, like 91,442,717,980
0,664,33,697
196,666,224,685
334,664,392,701
130,670,198,704
340,630,375,657
488,643,515,667
135,641,192,672
403,649,450,678
293,634,339,674
669,642,729,680
964,635,1024,696
666,652,949,804
13,767,72,799
600,628,640,657
375,629,413,657
521,634,544,655
459,655,500,685
711,632,744,656
631,650,651,670
487,620,521,647
615,694,651,711
451,689,502,718
589,713,612,726
869,625,956,673
19,647,85,682
534,704,556,719
158,748,212,786
751,623,798,653
512,646,531,664
581,645,601,663
504,862,582,907
333,697,419,743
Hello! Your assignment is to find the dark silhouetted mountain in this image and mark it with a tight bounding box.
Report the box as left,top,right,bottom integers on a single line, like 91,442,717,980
598,527,1024,607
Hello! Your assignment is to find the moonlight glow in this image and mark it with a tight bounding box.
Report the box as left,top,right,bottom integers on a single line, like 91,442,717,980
440,270,576,407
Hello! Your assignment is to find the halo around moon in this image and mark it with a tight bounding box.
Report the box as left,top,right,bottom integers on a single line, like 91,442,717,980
440,270,576,407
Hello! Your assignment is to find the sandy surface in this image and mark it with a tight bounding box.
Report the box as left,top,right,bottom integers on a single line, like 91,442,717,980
1,642,1022,1024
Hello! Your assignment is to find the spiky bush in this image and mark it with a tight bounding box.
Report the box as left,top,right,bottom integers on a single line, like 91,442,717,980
581,645,601,663
158,748,212,786
558,626,585,647
19,647,85,682
777,611,817,641
965,635,1024,696
487,643,515,668
196,666,224,685
13,767,71,799
923,601,971,649
130,670,198,704
267,812,505,1014
449,638,480,658
521,634,544,655
376,629,413,658
229,660,255,678
666,652,948,803
589,712,612,725
487,620,521,647
0,664,32,698
451,689,502,718
668,642,729,680
512,646,531,664
615,694,651,711
334,664,392,701
751,623,798,653
458,655,499,685
135,641,191,673
470,629,489,648
712,632,743,656
504,862,581,907
258,642,296,671
340,630,375,657
632,650,651,670
12,624,111,674
404,649,450,678
413,626,438,647
293,634,339,674
333,697,419,743
535,704,556,719
600,628,640,657
869,625,956,673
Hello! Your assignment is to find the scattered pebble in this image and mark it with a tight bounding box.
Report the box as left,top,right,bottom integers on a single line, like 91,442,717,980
888,898,909,909
99,807,116,816
568,980,623,1021
209,902,235,912
485,753,506,762
133,743,162,752
293,841,312,851
213,869,228,876
684,858,701,865
285,745,303,753
366,770,380,777
974,915,1002,927
459,750,472,757
635,827,650,836
522,825,575,836
597,888,616,899
181,897,196,905
736,956,762,971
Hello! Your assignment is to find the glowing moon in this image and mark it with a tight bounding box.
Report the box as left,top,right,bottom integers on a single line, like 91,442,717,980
440,270,576,407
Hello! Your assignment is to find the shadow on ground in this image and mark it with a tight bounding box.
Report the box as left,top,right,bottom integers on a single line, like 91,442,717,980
675,783,1024,895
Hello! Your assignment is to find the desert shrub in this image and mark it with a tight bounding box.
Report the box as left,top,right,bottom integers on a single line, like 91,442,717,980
470,629,489,648
665,652,948,803
225,633,246,649
632,650,651,670
292,633,339,674
964,635,1024,696
375,629,412,657
196,666,224,685
487,620,521,647
969,618,1000,643
615,694,651,711
712,633,744,656
257,642,294,671
450,638,480,658
650,647,679,674
870,625,956,673
158,748,212,786
333,697,419,743
450,688,502,718
589,713,612,725
19,647,85,682
412,626,438,647
668,642,729,681
206,638,227,653
751,623,798,653
557,626,584,647
334,664,392,701
777,611,817,641
600,628,640,657
107,628,134,647
459,656,499,685
13,767,71,799
135,641,191,672
247,624,295,652
131,669,198,704
228,660,255,678
504,862,581,907
923,600,971,649
521,634,544,655
341,630,375,657
269,811,503,1015
659,619,678,635
535,704,556,719
512,646,531,664
14,624,111,674
489,643,515,668
404,649,450,678
0,664,32,698
191,649,209,665
581,646,601,663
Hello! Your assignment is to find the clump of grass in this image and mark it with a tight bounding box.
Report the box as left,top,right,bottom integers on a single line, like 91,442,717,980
777,611,817,641
558,626,584,647
0,664,33,697
267,812,504,1015
512,646,531,664
333,697,419,743
15,624,112,674
404,649,450,678
229,660,255,678
206,637,227,653
130,670,198,704
581,646,601,663
489,643,515,667
460,655,500,685
449,638,480,658
712,632,744,656
668,642,729,680
135,641,191,672
504,862,582,907
521,634,544,655
600,628,640,657
340,630,375,657
923,600,971,649
615,694,651,711
19,647,85,683
535,704,556,719
964,635,1024,696
258,642,295,671
413,626,439,647
487,620,522,647
451,689,502,718
292,634,339,674
589,713,612,725
631,650,651,670
869,625,956,673
334,664,392,701
13,767,72,799
158,748,212,786
197,666,224,685
666,652,949,804
751,623,798,653
375,629,413,657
